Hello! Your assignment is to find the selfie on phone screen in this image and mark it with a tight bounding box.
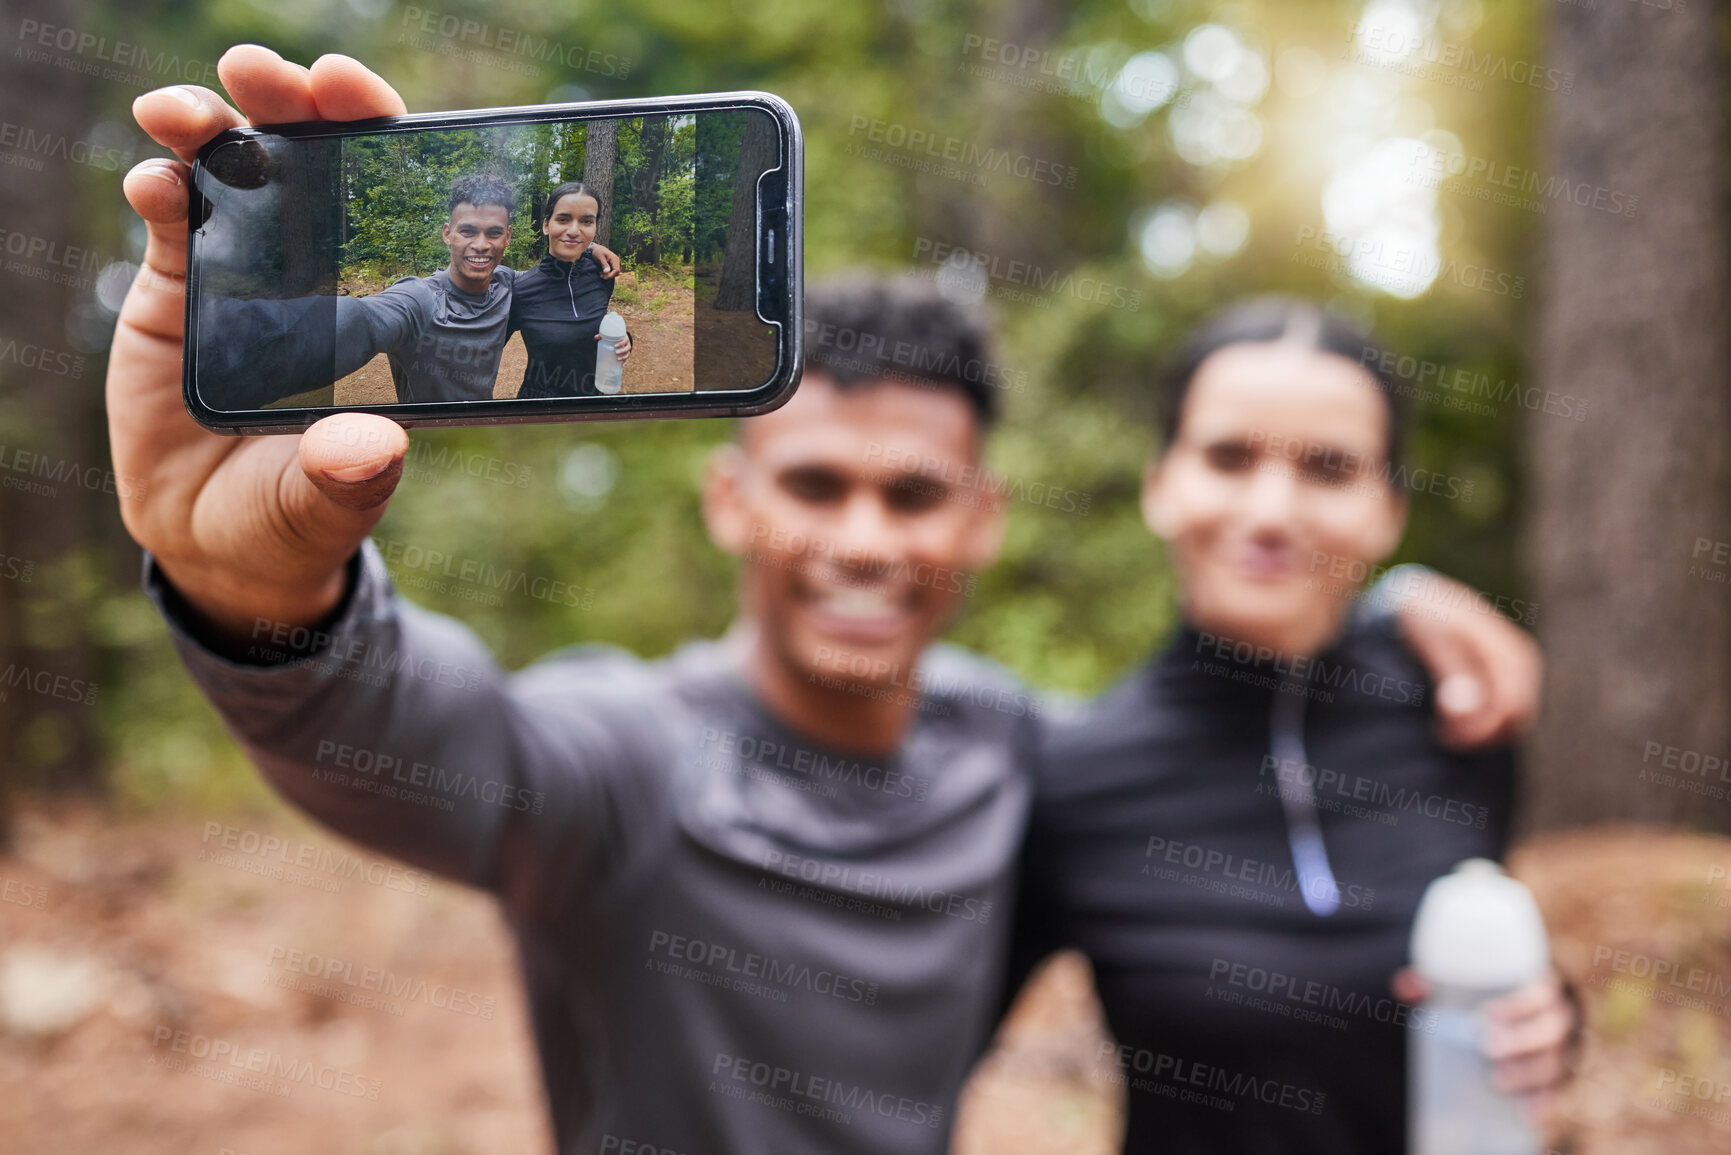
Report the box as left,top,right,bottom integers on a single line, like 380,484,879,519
188,103,791,425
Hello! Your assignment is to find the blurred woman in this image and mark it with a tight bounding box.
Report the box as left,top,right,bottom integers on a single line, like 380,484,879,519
1013,299,1574,1154
509,180,632,398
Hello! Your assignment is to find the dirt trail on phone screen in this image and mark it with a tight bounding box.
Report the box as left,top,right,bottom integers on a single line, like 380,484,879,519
1,803,1719,1154
331,270,696,405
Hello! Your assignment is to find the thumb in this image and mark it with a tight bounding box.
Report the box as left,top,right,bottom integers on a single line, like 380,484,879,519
296,412,409,516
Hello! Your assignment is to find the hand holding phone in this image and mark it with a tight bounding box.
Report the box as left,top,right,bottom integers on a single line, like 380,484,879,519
107,47,424,645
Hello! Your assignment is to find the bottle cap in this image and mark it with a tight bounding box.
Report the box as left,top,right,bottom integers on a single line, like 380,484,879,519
599,311,627,338
1410,858,1549,990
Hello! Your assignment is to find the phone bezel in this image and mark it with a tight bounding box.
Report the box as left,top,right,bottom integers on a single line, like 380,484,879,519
182,91,803,434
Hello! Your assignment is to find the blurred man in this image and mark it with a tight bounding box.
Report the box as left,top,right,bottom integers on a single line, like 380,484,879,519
109,46,1544,1155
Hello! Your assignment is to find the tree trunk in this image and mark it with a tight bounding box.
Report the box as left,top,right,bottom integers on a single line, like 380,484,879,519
636,116,670,266
0,0,106,810
714,112,778,312
1526,0,1731,832
582,118,618,248
924,0,1069,273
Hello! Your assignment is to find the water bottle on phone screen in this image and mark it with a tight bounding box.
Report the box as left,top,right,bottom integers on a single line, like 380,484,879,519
595,311,627,395
1410,858,1549,1155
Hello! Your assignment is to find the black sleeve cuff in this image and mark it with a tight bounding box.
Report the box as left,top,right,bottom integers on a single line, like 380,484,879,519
142,547,368,667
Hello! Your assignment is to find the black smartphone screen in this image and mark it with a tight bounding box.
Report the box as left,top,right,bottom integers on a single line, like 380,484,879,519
185,95,800,431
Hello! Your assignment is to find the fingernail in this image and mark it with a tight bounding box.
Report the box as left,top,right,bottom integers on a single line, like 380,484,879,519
163,85,203,109
1437,674,1485,715
136,160,181,186
324,459,391,483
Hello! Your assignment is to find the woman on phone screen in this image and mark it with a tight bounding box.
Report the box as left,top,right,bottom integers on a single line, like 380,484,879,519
510,180,632,398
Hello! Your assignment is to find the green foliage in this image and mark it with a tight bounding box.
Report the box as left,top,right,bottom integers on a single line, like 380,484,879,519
53,0,1547,806
338,117,694,284
611,115,696,262
694,111,749,262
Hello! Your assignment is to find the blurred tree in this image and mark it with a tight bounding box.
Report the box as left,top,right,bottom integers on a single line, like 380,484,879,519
924,0,1069,272
0,0,106,813
1527,0,1731,832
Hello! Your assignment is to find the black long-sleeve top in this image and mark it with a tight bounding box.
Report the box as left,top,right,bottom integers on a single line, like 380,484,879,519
508,250,618,398
1012,619,1516,1155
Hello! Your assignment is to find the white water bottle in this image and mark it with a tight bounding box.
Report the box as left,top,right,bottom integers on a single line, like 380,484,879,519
594,311,626,395
1410,859,1549,1155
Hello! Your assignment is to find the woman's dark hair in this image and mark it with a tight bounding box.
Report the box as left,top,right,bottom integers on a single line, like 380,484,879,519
540,181,601,228
1161,296,1408,470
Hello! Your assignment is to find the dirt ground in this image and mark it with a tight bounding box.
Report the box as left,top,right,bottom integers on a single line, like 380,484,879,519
0,804,549,1155
1,805,1725,1154
692,263,782,391
1510,829,1731,1155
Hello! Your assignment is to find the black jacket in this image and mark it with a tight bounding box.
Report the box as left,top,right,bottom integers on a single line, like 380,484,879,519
508,250,618,398
1012,619,1516,1154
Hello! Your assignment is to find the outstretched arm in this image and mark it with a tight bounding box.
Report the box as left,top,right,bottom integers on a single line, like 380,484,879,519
112,46,658,907
145,540,655,909
188,284,430,411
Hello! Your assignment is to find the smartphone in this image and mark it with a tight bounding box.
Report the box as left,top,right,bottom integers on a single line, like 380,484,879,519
183,92,802,433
